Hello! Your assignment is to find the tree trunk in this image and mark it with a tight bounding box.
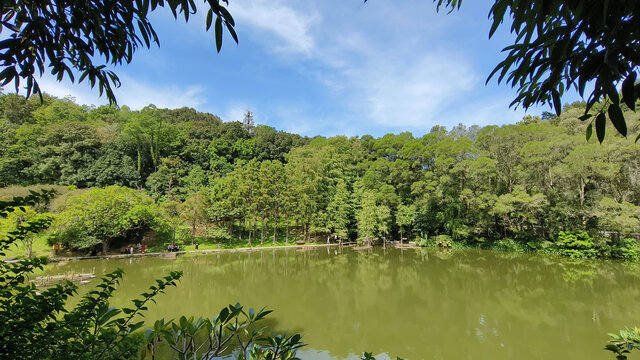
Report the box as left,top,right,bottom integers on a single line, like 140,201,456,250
252,216,257,246
285,213,289,244
150,136,157,171
272,206,279,245
303,222,307,242
136,146,142,176
241,215,246,242
248,216,253,246
260,211,266,245
102,240,110,255
191,193,198,245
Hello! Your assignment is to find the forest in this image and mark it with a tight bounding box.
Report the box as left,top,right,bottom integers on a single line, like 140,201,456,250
1,93,639,259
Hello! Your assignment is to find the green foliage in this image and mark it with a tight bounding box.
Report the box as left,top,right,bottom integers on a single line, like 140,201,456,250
555,231,598,259
207,226,232,243
599,238,640,260
482,1,640,141
142,304,304,360
492,238,527,252
0,0,237,104
1,95,640,260
51,186,167,253
605,327,640,360
0,206,54,259
434,234,452,248
0,190,181,359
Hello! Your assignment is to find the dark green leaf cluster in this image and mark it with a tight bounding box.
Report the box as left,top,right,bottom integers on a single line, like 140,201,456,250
606,327,640,360
486,0,640,142
141,304,304,360
0,0,237,104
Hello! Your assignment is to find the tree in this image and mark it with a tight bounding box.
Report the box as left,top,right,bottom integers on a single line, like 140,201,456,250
160,196,182,245
356,191,378,246
5,0,639,143
326,179,352,242
396,204,415,241
0,206,52,259
443,0,640,140
51,185,167,254
0,0,237,103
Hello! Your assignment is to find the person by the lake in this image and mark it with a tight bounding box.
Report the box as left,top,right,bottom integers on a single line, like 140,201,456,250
167,244,173,252
136,243,141,252
141,244,146,253
129,245,134,254
195,242,199,250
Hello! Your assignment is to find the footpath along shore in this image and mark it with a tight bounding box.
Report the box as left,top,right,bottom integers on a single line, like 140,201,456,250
46,243,345,263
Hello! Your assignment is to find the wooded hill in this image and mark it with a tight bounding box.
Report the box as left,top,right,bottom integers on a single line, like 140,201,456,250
1,93,639,257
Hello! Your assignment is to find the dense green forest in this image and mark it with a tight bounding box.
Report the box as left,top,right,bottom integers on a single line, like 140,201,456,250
1,93,639,259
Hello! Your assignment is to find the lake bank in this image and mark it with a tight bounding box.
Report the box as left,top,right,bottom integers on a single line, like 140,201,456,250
44,243,343,263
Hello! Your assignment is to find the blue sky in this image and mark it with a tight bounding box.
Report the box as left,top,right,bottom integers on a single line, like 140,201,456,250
31,0,583,138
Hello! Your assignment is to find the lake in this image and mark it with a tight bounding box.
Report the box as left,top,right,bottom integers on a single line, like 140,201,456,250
44,247,640,360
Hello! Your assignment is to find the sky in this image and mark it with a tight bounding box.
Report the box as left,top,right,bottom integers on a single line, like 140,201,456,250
26,0,584,138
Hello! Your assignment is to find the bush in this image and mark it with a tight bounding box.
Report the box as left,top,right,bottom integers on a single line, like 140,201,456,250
417,237,430,247
492,238,522,252
434,234,452,248
555,231,598,259
599,237,640,260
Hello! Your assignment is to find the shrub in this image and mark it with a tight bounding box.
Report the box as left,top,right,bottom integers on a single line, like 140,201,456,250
599,238,640,260
417,237,430,247
492,238,521,252
434,234,452,248
555,231,598,259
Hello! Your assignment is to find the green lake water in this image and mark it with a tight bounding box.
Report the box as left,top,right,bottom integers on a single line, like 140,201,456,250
44,247,640,360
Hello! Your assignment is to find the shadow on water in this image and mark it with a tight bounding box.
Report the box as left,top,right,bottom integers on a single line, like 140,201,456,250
45,247,640,360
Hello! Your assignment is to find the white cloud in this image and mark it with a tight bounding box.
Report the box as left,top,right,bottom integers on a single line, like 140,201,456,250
113,75,207,110
447,95,530,129
232,0,486,135
21,73,207,110
228,0,319,55
345,52,478,130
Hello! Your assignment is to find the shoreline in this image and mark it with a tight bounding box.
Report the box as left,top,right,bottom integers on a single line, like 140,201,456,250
46,243,345,263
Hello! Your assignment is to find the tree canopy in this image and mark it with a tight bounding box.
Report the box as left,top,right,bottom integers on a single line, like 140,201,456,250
1,1,638,139
2,94,639,258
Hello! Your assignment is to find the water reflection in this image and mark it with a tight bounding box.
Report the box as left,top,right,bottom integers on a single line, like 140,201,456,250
45,248,640,360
